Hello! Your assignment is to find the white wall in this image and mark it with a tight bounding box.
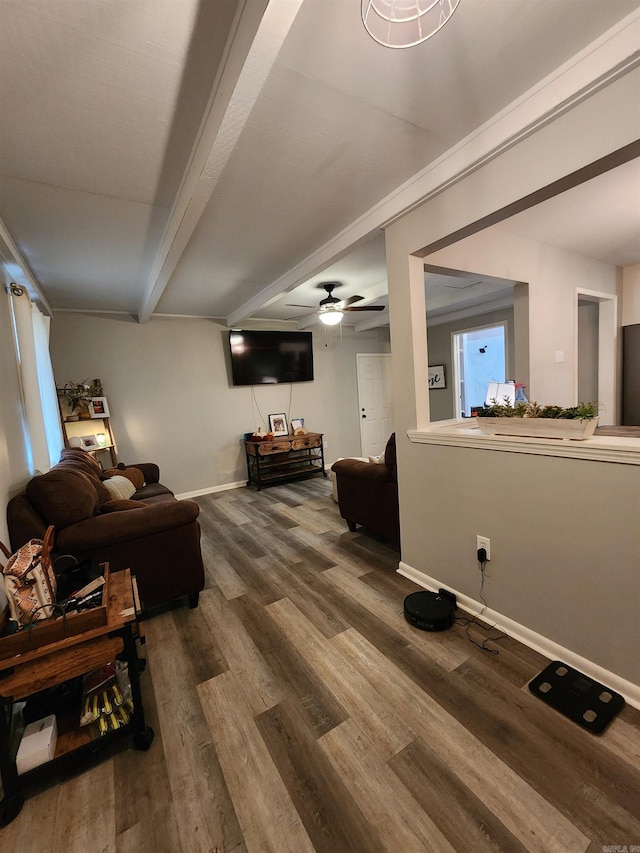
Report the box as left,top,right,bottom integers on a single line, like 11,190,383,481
622,263,640,326
49,313,390,495
385,71,640,687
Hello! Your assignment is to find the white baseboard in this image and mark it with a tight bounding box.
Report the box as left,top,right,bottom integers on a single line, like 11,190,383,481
175,480,246,500
398,561,640,710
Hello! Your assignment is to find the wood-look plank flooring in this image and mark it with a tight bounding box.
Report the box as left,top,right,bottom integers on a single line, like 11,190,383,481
2,477,640,852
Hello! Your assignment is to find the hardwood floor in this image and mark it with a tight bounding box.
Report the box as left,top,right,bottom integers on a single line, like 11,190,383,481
2,478,639,852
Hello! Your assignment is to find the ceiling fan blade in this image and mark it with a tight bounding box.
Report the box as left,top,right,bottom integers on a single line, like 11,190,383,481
288,309,317,320
342,295,364,307
344,305,386,312
286,303,316,309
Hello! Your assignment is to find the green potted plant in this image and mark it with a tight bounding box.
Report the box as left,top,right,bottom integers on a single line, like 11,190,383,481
475,398,599,440
59,380,102,421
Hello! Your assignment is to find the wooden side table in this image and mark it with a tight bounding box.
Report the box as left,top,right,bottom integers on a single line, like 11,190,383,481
0,568,154,826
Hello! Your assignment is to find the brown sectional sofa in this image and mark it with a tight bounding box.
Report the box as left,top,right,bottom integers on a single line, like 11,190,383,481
7,448,205,610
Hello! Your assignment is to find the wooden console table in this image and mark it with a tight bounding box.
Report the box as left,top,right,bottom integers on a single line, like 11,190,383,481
245,432,327,489
0,568,154,826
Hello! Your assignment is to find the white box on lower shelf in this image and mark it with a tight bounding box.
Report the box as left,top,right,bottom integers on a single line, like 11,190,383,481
16,714,57,774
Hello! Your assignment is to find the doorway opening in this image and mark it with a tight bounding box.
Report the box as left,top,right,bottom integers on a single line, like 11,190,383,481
574,289,617,424
453,323,507,417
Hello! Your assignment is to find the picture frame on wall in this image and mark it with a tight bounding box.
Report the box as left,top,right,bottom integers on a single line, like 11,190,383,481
428,365,446,389
269,413,289,436
89,397,110,418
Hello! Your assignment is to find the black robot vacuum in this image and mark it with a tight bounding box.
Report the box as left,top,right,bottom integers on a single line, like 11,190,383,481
404,590,455,632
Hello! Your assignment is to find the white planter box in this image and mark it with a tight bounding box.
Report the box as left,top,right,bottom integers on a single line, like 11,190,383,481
475,416,599,440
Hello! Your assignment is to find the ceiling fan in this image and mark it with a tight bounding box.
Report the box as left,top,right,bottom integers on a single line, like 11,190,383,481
286,282,386,326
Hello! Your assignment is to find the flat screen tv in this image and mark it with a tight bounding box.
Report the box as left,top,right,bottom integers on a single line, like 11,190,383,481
228,330,314,386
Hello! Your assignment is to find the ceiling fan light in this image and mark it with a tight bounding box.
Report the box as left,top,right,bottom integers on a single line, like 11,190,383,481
319,308,343,326
362,0,460,49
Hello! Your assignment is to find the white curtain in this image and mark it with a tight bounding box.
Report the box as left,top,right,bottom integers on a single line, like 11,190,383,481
9,290,63,473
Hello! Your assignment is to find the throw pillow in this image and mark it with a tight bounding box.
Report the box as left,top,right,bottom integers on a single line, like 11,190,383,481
101,498,147,513
26,469,99,528
102,475,136,501
102,466,145,489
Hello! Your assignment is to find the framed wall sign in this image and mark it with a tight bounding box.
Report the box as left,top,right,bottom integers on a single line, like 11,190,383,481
428,365,446,389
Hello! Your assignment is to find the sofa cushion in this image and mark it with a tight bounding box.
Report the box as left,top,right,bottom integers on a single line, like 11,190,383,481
59,447,103,477
57,448,112,506
103,466,145,490
102,475,136,501
26,469,99,528
133,482,175,500
383,433,396,470
101,498,148,513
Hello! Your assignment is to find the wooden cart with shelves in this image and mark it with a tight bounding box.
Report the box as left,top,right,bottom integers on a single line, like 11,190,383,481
0,568,153,827
244,432,327,489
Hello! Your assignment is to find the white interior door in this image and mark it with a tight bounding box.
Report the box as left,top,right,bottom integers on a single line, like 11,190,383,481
356,353,393,457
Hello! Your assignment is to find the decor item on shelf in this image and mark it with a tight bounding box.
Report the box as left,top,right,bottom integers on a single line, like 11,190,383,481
514,383,528,404
291,418,305,431
475,399,599,440
89,397,110,418
96,433,107,447
59,379,103,419
286,282,385,327
79,435,99,451
361,0,460,50
268,413,289,437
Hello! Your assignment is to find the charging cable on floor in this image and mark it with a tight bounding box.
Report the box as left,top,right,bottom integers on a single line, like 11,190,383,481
455,551,507,654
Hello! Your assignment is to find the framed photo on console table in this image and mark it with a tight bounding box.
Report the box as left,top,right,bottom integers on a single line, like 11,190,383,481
269,413,289,437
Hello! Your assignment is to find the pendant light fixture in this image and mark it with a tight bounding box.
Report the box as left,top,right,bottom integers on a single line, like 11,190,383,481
362,0,460,49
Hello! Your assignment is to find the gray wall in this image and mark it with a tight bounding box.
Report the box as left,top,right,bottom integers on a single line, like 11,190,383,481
385,73,640,687
427,307,515,421
49,313,390,494
400,440,640,685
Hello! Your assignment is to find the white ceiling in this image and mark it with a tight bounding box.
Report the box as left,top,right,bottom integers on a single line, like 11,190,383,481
0,0,638,328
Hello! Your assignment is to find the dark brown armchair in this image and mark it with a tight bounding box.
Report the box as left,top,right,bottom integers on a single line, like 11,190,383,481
331,433,399,543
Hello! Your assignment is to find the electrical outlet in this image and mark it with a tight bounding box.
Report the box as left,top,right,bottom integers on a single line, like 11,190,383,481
476,535,491,561
323,441,328,449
